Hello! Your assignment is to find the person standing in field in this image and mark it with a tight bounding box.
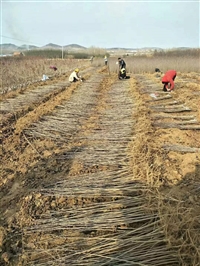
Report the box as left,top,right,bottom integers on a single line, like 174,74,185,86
117,57,126,79
69,68,82,82
90,56,94,64
104,55,108,65
162,70,177,92
118,57,126,69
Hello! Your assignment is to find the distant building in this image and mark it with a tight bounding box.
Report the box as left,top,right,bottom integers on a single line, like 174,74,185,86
13,52,25,57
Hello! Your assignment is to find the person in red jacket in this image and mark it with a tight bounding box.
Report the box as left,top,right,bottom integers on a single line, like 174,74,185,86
162,70,177,91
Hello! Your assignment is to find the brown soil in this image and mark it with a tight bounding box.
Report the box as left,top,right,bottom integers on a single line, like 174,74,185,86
0,66,199,265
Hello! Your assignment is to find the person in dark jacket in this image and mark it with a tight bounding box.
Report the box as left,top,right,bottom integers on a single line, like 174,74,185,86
118,57,126,69
118,58,126,79
162,70,177,91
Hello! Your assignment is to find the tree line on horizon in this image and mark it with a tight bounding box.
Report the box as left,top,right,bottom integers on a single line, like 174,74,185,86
1,47,199,60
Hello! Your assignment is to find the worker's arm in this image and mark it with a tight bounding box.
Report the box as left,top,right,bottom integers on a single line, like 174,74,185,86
69,71,80,82
75,72,83,81
169,78,174,90
74,72,80,80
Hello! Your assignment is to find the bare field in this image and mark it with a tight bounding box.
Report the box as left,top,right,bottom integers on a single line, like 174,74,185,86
0,59,200,265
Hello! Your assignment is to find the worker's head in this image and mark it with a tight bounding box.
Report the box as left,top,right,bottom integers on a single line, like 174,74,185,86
75,68,79,73
118,57,121,61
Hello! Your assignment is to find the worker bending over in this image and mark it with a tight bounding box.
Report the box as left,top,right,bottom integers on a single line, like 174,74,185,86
162,70,177,92
69,68,82,82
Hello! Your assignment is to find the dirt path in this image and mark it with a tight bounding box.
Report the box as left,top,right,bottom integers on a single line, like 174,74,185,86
0,67,199,265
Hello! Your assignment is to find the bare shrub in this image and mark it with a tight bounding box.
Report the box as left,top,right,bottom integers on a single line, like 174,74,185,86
0,57,89,94
92,49,199,74
106,55,199,74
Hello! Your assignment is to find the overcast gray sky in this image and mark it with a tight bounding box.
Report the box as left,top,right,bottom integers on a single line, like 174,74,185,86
1,0,199,49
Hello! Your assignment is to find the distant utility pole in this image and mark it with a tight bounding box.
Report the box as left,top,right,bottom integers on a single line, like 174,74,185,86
62,46,63,59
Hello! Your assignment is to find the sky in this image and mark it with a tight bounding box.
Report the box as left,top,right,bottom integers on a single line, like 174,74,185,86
1,0,200,49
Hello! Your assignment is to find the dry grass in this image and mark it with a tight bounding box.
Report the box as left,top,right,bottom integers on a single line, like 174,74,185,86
93,55,199,74
128,78,165,187
1,72,180,265
1,63,199,265
0,58,89,94
16,187,179,266
129,77,200,266
157,192,200,266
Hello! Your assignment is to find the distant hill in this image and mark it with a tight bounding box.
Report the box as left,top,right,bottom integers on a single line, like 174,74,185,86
175,47,191,50
0,43,197,55
108,47,163,50
64,44,86,50
108,47,135,50
0,43,19,51
39,43,86,50
139,47,164,51
17,44,38,50
0,43,87,53
41,43,62,49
